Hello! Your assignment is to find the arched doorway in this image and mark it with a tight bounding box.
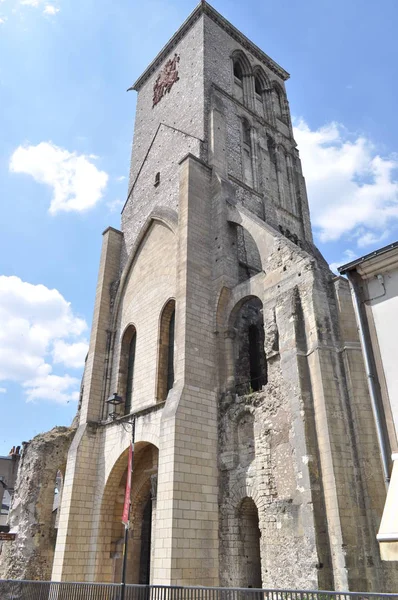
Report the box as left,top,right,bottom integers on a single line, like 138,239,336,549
239,497,262,588
97,442,158,584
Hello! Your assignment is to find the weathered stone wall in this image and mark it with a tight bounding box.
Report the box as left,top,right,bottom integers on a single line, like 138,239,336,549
0,427,74,580
122,15,205,268
218,240,326,590
203,13,313,244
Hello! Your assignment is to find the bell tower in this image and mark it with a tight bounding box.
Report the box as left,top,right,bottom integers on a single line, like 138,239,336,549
52,1,398,592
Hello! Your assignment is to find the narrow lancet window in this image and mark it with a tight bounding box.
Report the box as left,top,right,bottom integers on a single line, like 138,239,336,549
249,325,264,391
167,309,175,393
242,119,253,188
157,300,176,402
254,75,262,96
118,325,137,415
125,333,136,414
233,60,243,81
234,297,267,395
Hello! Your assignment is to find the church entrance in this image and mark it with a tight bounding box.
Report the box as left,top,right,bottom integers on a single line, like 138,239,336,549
96,442,158,584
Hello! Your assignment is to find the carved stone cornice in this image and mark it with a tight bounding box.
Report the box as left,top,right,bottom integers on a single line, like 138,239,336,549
130,1,289,92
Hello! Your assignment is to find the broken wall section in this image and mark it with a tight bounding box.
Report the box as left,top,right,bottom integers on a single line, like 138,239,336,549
0,426,75,580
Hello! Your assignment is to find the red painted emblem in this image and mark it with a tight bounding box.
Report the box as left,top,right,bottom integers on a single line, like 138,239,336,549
153,54,180,107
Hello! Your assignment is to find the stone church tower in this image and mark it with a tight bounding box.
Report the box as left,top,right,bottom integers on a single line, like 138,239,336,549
50,1,397,591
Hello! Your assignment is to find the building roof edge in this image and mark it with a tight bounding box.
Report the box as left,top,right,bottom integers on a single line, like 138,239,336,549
129,1,289,92
338,241,398,274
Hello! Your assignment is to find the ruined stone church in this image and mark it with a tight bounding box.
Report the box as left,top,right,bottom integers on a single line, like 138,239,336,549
3,1,397,592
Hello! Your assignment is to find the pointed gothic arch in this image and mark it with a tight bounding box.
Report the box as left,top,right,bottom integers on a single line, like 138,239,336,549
109,208,178,334
271,81,288,124
253,66,271,120
231,49,252,107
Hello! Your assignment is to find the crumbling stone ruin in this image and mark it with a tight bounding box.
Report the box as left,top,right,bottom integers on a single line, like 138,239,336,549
0,427,74,580
2,1,397,591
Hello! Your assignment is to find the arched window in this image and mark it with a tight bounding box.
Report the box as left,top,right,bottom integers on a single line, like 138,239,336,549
253,68,271,122
234,297,267,395
254,75,262,96
125,334,136,414
157,300,176,402
272,83,288,124
231,51,252,107
119,325,137,415
273,87,283,119
233,60,243,81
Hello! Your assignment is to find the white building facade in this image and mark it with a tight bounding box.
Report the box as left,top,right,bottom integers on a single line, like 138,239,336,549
339,242,398,562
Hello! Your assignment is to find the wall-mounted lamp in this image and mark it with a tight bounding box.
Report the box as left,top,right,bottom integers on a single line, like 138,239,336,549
106,393,124,420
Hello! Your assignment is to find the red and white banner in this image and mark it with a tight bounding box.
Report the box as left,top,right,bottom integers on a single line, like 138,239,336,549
122,442,133,526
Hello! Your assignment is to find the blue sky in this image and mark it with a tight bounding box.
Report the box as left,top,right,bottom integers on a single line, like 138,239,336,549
1,0,398,455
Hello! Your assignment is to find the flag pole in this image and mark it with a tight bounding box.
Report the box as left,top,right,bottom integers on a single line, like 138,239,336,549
120,416,136,600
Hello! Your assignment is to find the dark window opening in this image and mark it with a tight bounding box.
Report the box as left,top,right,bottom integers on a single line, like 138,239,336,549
267,134,277,164
166,309,175,394
249,325,264,391
154,172,160,187
234,298,267,395
273,85,287,123
242,120,253,187
233,61,243,81
139,498,152,584
242,119,251,147
157,300,176,402
125,334,136,414
255,76,262,96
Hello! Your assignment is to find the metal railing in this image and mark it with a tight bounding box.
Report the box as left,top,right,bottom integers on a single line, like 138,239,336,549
0,580,120,599
0,582,397,600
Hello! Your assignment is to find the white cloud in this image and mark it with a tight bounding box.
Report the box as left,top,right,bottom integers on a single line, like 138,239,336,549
355,229,390,249
107,198,124,213
0,275,88,404
116,175,126,182
0,16,7,23
329,249,357,274
293,119,398,244
23,374,80,404
53,340,88,369
20,0,60,14
0,388,6,394
43,4,59,14
10,142,108,214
